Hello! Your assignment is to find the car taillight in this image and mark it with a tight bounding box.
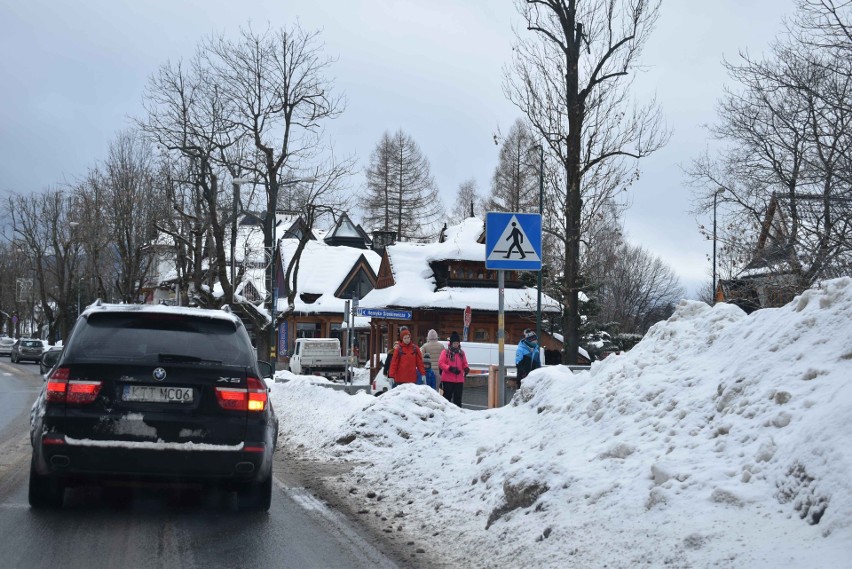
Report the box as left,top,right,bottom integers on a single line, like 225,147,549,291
216,376,268,412
46,367,70,403
45,367,102,404
67,381,103,404
247,376,268,412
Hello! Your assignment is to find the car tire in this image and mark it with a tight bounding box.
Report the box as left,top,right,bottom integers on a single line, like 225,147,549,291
236,475,272,512
28,457,64,509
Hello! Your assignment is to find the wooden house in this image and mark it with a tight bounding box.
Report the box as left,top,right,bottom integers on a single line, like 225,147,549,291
358,217,565,378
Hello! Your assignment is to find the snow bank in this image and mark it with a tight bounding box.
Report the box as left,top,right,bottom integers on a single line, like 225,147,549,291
270,278,852,568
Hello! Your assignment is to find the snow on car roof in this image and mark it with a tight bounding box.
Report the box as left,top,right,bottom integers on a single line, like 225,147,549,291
81,302,241,324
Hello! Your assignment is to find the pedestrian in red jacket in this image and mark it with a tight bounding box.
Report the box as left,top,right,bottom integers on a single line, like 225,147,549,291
439,331,469,406
388,326,425,386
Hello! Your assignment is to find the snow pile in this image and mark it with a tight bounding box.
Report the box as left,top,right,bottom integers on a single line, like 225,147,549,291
270,278,852,568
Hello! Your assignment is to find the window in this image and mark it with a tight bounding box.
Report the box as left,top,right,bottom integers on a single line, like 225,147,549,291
296,322,320,338
474,328,489,341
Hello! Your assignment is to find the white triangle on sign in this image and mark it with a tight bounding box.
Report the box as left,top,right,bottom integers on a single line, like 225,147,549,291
487,215,541,262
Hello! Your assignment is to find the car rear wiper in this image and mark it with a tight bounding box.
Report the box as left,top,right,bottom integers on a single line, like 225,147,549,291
157,353,223,365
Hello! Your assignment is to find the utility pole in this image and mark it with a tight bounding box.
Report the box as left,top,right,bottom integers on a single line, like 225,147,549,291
712,188,725,303
536,144,543,342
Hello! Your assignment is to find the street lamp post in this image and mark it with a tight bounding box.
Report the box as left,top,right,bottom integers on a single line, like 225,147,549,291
712,188,725,303
231,178,253,305
532,144,544,341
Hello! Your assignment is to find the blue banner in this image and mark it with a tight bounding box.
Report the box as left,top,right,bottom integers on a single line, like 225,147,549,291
278,321,288,356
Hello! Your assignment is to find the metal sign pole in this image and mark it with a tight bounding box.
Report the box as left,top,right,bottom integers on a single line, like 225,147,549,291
350,295,358,383
343,300,351,384
497,270,505,407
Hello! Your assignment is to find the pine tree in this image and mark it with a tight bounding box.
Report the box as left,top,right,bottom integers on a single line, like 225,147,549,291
362,129,445,241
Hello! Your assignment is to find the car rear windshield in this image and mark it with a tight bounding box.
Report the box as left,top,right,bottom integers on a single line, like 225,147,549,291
21,340,42,348
65,312,255,366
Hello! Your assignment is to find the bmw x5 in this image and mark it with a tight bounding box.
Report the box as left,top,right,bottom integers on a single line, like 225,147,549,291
29,303,278,510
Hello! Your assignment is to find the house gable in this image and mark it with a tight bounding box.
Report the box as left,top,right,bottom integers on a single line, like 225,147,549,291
334,254,379,299
744,194,799,274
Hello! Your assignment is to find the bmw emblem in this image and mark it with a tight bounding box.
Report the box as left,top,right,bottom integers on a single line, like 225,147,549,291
153,367,167,381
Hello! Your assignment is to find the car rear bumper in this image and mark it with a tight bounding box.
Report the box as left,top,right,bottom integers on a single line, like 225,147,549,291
35,436,272,485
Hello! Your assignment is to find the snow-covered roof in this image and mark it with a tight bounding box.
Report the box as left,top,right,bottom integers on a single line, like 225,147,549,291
360,217,560,312
432,217,486,261
276,239,381,315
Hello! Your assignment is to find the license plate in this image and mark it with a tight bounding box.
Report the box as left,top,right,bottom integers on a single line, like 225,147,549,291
122,385,194,403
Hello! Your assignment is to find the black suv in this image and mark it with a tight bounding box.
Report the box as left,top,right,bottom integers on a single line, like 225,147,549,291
29,303,278,510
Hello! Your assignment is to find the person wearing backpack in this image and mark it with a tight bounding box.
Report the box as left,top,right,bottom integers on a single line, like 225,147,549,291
514,329,541,387
439,331,469,406
388,327,425,386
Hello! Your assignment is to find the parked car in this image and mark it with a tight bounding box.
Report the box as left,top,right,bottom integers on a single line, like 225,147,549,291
0,336,16,357
11,338,45,363
29,302,278,510
39,346,63,375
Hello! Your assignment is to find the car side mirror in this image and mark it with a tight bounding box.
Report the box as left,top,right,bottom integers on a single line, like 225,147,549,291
257,361,274,380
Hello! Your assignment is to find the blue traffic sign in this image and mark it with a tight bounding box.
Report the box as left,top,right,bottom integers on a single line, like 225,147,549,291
356,308,412,320
485,212,542,270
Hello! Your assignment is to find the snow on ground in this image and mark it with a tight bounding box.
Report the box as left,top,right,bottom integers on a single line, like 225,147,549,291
270,278,852,568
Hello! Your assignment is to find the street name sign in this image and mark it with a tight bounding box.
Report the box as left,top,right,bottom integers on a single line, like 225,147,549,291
356,308,412,320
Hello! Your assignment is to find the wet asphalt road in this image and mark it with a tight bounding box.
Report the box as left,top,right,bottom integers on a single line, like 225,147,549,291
0,360,401,569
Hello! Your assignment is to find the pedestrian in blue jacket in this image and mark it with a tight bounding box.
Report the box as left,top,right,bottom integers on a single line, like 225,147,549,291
421,352,438,390
515,329,541,386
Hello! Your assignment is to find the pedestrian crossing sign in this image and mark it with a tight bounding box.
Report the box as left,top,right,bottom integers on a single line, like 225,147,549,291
485,212,542,270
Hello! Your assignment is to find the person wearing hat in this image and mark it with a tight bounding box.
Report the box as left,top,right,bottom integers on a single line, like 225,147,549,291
421,329,445,387
514,329,541,387
421,352,438,390
388,326,425,387
439,331,469,406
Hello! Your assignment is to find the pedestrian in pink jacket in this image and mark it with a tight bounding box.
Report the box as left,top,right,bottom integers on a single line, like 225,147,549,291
438,331,469,407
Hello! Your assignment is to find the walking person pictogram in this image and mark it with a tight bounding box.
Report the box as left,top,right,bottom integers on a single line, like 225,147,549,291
504,222,526,259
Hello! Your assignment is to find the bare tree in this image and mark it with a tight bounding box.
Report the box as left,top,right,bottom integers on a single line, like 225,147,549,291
362,129,445,241
99,131,165,303
690,0,852,297
6,190,83,341
138,53,241,309
487,118,539,214
588,238,684,334
505,0,669,363
139,23,353,362
449,178,484,224
203,24,353,361
279,161,354,316
72,165,118,305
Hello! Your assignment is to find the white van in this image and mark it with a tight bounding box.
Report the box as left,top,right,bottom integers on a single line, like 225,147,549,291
438,340,545,377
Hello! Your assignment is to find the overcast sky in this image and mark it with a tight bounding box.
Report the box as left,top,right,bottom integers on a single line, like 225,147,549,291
0,0,796,297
